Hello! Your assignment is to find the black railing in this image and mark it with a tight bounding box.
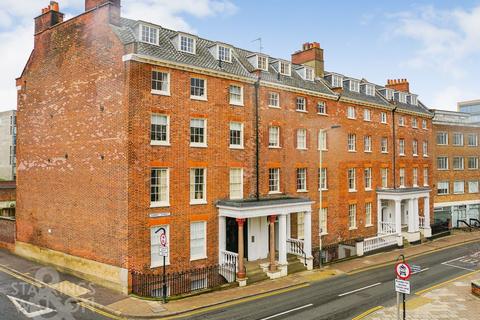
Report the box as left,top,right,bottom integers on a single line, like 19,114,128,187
431,221,450,235
469,218,480,228
131,264,232,298
457,219,472,230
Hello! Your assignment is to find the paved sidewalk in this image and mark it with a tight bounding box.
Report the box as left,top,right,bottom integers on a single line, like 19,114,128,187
0,230,478,319
364,272,480,320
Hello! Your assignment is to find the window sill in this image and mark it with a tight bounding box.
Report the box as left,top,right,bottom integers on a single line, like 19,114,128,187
230,102,244,107
151,90,171,96
190,143,208,148
348,189,357,193
268,191,282,195
349,227,358,231
268,105,280,109
190,200,207,205
364,150,372,153
381,122,388,125
190,96,208,101
151,262,170,268
151,141,171,146
297,148,308,151
317,113,328,116
413,154,418,157
297,190,308,193
347,117,357,120
229,145,244,150
381,151,389,154
363,119,371,122
365,224,374,228
269,146,281,149
423,155,429,158
296,110,308,113
399,154,405,157
318,188,328,191
190,256,207,261
365,188,372,192
348,150,357,153
320,232,328,236
150,203,170,208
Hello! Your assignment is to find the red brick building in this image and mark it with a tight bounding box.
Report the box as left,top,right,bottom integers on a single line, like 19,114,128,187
16,0,434,293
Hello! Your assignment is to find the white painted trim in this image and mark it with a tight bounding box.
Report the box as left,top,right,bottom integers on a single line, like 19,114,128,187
217,201,314,219
434,199,480,208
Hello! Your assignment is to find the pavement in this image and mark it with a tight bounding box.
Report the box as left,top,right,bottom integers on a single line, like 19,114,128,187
0,229,478,319
363,272,480,320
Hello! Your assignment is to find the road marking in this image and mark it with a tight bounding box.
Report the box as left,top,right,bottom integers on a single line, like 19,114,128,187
442,256,466,264
338,282,382,297
442,263,476,272
78,302,125,320
7,296,55,318
258,304,313,320
412,267,429,274
351,306,384,320
0,265,41,288
415,270,480,295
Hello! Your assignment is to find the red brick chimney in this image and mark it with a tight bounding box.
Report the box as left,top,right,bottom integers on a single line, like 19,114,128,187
386,79,410,93
291,42,325,78
85,0,121,11
34,1,64,35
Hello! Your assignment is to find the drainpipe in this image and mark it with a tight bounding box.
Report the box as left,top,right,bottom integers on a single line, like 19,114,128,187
254,77,261,200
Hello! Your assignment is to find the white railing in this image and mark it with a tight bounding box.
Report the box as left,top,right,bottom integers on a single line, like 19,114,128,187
287,238,304,256
219,250,238,283
419,216,425,228
363,233,398,253
379,222,396,234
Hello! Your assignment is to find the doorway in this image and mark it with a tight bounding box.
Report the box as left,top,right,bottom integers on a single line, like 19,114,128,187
225,217,248,258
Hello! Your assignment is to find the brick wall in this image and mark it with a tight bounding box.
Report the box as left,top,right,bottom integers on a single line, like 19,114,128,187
16,5,128,268
0,218,15,248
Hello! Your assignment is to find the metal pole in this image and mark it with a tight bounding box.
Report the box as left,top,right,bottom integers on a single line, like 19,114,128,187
162,256,167,303
396,292,400,320
403,292,406,320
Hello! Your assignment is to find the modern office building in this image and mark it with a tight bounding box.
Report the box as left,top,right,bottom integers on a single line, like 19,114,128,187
458,99,480,124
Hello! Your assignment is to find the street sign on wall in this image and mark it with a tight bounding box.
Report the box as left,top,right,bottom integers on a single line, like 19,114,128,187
395,279,411,294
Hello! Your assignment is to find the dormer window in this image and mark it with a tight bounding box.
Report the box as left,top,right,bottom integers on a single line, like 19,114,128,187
140,24,158,45
331,75,343,88
257,56,268,71
180,34,196,54
395,92,407,103
349,80,360,92
408,95,418,105
305,68,314,81
218,45,231,62
385,89,394,101
365,84,375,96
279,61,291,76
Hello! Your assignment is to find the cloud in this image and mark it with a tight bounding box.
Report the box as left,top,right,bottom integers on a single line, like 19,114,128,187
387,4,480,77
430,85,477,111
0,0,237,111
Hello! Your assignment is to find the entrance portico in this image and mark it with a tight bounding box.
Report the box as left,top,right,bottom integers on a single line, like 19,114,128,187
377,187,432,242
217,198,314,282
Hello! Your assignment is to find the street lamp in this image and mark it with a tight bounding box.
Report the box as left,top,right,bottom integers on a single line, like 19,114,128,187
318,125,341,268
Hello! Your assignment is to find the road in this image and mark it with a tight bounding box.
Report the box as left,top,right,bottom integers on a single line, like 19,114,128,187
0,267,111,320
185,241,480,320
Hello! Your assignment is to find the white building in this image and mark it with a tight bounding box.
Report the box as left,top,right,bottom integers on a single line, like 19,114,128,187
0,110,16,181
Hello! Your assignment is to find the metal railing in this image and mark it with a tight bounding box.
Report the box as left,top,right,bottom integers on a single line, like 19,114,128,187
363,233,398,253
131,265,232,298
287,238,307,266
219,250,238,282
379,222,396,234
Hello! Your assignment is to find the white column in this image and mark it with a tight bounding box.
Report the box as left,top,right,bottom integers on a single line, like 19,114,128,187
219,216,226,264
424,196,431,228
413,197,419,232
304,211,312,258
408,198,415,233
377,197,382,234
395,200,402,234
286,214,291,239
278,214,287,265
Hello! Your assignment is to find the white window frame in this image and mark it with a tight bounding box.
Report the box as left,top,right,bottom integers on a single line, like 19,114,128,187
317,101,327,115
468,157,479,170
268,92,280,108
413,167,418,187
363,109,371,121
348,168,356,192
347,106,356,119
319,168,327,190
399,139,405,156
412,118,418,128
412,140,418,156
399,168,405,188
279,61,291,76
180,34,196,54
364,136,372,152
365,84,375,96
140,24,159,45
365,202,373,226
453,157,464,170
423,168,429,186
229,168,243,200
348,204,357,229
437,156,449,170
437,132,448,145
229,85,244,106
218,45,232,63
381,112,387,124
318,131,327,151
297,129,307,150
453,133,464,146
190,221,207,261
305,68,314,81
381,168,388,188
190,118,207,148
364,168,372,190
468,181,479,194
190,168,207,205
257,55,268,71
296,168,307,192
453,181,465,194
348,134,356,152
151,70,170,95
150,168,170,207
269,126,280,148
381,137,388,153
332,75,343,88
229,122,244,149
151,225,169,267
190,77,207,100
437,181,449,195
398,116,405,127
423,141,428,157
151,114,170,146
349,80,360,92
296,97,307,112
468,134,478,147
320,208,328,235
268,168,281,194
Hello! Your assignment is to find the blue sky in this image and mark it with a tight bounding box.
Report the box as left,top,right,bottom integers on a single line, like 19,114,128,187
1,0,480,111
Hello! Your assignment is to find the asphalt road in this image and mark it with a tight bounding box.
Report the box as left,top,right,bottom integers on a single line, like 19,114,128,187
0,268,111,320
185,241,480,320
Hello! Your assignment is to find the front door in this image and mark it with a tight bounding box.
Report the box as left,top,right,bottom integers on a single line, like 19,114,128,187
226,217,248,257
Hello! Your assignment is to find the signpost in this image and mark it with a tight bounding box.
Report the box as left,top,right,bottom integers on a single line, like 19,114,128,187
155,227,168,303
395,255,411,320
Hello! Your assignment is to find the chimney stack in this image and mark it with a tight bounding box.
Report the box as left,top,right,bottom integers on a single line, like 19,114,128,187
85,0,121,11
386,79,410,93
291,42,324,78
34,1,64,35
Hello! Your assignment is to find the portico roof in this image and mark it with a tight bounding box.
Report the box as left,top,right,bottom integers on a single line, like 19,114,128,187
376,187,431,200
217,197,313,219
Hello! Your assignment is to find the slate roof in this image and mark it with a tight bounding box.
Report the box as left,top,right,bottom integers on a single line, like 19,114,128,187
111,18,432,115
